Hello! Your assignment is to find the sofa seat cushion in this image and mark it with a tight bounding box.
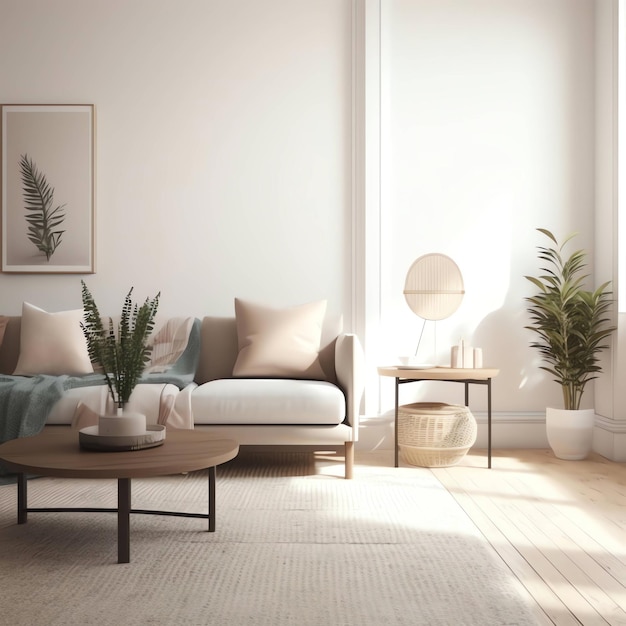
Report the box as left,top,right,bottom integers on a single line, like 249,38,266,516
191,379,345,425
46,383,182,426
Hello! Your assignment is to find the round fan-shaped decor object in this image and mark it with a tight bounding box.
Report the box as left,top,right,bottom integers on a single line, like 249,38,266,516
403,253,464,321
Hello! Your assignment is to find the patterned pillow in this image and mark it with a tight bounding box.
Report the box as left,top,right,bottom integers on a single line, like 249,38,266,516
145,317,195,373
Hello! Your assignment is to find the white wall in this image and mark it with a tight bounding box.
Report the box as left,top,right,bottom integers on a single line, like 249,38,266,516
594,0,626,460
373,0,601,426
0,0,353,321
2,0,621,452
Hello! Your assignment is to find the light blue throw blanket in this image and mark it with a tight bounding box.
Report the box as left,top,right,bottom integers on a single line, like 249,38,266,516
0,374,69,443
0,374,71,478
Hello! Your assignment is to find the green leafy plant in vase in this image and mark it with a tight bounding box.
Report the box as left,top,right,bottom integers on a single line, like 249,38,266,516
524,228,614,459
80,281,160,437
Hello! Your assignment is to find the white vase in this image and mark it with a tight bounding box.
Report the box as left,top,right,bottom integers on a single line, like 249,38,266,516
98,409,147,437
545,407,595,460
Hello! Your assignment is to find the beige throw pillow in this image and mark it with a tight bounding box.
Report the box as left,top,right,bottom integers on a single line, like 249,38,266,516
13,302,94,376
233,298,327,380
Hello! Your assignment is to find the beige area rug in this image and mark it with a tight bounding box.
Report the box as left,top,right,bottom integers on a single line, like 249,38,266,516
0,450,539,626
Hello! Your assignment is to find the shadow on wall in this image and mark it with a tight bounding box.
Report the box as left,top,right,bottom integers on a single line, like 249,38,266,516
471,295,561,413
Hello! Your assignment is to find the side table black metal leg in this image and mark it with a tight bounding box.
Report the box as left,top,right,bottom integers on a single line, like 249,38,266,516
487,379,492,469
394,379,399,468
118,478,131,564
17,473,27,524
208,466,216,532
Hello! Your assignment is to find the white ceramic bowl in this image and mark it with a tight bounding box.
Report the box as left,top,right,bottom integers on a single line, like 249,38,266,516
397,356,421,367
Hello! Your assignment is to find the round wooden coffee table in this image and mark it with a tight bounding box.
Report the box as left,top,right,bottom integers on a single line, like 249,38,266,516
0,428,239,563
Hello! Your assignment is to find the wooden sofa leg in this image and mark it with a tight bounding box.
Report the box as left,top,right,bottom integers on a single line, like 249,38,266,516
344,441,354,479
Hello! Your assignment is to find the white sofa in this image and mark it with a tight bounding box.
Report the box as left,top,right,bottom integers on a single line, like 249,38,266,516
0,303,365,479
181,313,363,478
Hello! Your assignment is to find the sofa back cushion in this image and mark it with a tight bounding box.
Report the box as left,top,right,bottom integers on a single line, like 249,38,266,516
0,316,21,375
0,315,201,381
195,313,342,385
0,316,8,347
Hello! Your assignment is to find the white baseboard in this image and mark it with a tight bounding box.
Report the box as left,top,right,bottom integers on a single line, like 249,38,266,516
355,411,549,451
593,421,626,462
356,411,626,461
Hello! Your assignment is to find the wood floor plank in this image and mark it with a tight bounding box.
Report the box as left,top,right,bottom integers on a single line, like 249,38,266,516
431,449,626,626
534,504,626,581
478,506,599,620
506,499,626,625
434,465,580,626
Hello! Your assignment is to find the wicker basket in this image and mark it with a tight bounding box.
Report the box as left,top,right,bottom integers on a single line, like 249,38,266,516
398,402,477,467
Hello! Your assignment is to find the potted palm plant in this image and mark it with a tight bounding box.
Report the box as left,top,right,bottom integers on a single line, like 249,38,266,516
524,228,614,459
80,281,160,437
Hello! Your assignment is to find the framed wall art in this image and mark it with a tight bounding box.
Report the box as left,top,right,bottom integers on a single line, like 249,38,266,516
1,104,95,273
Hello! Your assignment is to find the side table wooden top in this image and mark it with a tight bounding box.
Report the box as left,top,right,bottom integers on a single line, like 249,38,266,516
0,428,239,479
377,366,500,380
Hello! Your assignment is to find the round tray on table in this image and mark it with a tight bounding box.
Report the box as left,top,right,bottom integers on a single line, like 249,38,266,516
78,424,166,451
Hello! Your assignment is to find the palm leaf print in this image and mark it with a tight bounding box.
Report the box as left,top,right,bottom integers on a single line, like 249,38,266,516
19,154,66,261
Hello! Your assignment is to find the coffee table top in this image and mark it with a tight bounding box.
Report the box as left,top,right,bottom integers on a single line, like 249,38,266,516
0,428,239,479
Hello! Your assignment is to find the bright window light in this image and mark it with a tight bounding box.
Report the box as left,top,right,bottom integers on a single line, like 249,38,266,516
617,0,626,313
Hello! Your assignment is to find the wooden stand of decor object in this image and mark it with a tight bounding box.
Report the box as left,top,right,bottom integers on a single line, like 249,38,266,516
377,366,500,469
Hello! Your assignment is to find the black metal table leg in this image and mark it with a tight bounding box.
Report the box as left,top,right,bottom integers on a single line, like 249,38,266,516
394,379,400,468
118,478,131,564
487,379,492,469
17,473,27,524
208,466,216,532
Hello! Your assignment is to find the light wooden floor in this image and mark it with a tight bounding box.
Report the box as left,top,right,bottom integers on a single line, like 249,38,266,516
430,449,626,626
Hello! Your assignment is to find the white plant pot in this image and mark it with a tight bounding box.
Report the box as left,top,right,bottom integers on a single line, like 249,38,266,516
545,407,595,460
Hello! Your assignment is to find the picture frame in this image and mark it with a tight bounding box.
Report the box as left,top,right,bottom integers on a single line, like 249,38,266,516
1,104,95,273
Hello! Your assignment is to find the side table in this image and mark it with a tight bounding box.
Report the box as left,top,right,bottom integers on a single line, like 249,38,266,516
377,366,500,468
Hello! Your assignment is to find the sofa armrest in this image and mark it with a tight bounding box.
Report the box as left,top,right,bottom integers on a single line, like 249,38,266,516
334,333,365,433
